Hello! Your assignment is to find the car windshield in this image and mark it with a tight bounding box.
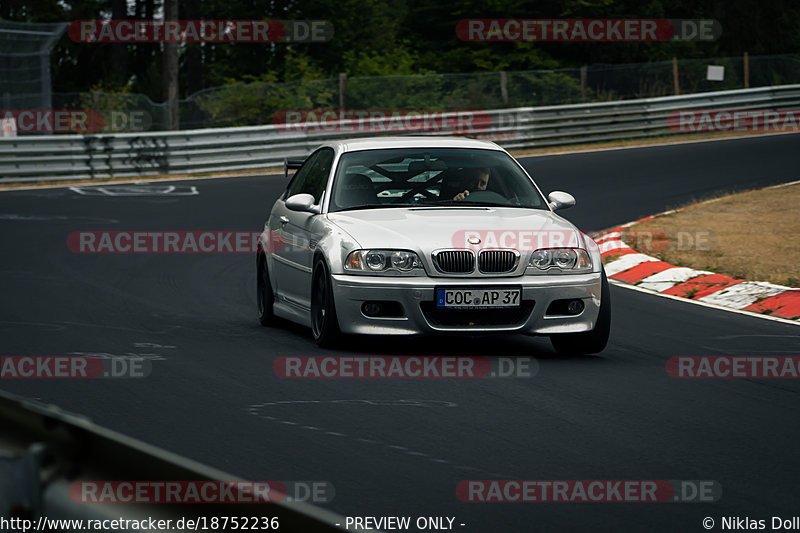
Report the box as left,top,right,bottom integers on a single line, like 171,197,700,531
328,147,548,212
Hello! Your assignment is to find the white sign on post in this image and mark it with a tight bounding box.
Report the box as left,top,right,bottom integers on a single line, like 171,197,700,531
706,65,725,81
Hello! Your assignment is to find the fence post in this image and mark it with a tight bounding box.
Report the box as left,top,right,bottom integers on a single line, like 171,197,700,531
744,52,750,89
672,57,680,96
500,71,508,105
339,73,347,112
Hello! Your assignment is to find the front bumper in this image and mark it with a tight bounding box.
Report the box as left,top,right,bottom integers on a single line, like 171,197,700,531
330,272,603,336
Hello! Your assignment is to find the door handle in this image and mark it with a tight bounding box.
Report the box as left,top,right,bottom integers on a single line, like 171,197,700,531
279,216,290,225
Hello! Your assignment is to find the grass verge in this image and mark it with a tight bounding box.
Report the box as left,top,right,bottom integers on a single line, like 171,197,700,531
620,181,800,287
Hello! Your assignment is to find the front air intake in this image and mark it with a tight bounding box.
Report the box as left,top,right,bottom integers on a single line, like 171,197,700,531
433,250,475,273
478,250,519,273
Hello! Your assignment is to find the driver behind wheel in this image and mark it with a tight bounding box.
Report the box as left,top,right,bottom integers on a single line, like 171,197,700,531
452,167,491,201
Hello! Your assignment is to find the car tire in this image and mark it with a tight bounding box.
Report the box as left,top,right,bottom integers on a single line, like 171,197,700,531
311,256,341,348
549,269,611,355
257,252,277,327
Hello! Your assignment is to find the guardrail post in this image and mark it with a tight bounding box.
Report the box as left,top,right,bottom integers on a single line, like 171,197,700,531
102,136,114,178
124,136,169,175
83,136,96,179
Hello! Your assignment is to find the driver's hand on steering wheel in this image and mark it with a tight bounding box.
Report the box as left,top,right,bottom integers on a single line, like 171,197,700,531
453,190,470,201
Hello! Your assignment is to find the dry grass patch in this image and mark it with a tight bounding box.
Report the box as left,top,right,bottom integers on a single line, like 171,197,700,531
620,182,800,287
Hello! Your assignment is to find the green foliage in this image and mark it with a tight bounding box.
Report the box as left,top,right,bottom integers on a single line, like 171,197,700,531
193,74,338,127
342,45,426,77
6,0,800,127
508,71,583,106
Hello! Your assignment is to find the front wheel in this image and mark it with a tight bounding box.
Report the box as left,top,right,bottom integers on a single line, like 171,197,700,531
310,256,341,348
549,269,611,355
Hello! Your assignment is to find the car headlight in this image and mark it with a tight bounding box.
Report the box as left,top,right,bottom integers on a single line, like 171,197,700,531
527,248,591,273
345,249,423,274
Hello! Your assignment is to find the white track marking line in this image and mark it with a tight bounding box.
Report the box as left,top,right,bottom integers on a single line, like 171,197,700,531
2,172,284,192
248,401,517,478
69,185,200,196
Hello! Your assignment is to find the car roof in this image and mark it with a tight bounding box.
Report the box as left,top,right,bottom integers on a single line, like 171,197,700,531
328,136,505,153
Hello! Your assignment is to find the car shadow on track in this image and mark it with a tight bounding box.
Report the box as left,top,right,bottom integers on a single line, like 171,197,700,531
258,317,608,362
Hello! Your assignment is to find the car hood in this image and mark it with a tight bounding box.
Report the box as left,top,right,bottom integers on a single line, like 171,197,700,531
326,207,584,252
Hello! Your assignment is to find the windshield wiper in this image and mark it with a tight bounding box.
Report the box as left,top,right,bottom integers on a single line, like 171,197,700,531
336,203,415,212
419,200,512,207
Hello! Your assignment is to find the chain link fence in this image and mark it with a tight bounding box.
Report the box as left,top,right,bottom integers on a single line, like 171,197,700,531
19,53,800,133
0,20,67,111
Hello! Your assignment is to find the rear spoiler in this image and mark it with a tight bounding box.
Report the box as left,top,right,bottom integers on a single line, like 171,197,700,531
284,158,304,179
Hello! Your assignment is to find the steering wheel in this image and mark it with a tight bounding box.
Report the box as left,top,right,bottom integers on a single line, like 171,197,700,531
458,190,508,204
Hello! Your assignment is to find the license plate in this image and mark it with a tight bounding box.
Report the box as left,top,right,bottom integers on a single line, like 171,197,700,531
436,288,521,309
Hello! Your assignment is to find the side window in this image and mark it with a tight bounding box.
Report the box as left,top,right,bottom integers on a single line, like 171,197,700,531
285,151,321,199
298,148,334,202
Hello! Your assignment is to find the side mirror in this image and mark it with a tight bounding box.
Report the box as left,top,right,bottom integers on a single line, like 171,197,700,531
285,193,319,213
547,191,576,211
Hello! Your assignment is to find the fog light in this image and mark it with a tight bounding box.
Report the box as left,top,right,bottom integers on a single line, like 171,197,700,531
363,302,382,316
361,301,405,318
567,300,584,314
545,298,585,316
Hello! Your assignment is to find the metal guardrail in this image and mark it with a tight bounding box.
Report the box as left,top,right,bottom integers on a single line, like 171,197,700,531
2,84,800,183
0,390,350,532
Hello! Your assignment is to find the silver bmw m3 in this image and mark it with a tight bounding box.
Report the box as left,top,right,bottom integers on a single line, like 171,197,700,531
256,136,610,354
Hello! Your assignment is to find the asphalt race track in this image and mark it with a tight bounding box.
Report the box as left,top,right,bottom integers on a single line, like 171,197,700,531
1,133,799,532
